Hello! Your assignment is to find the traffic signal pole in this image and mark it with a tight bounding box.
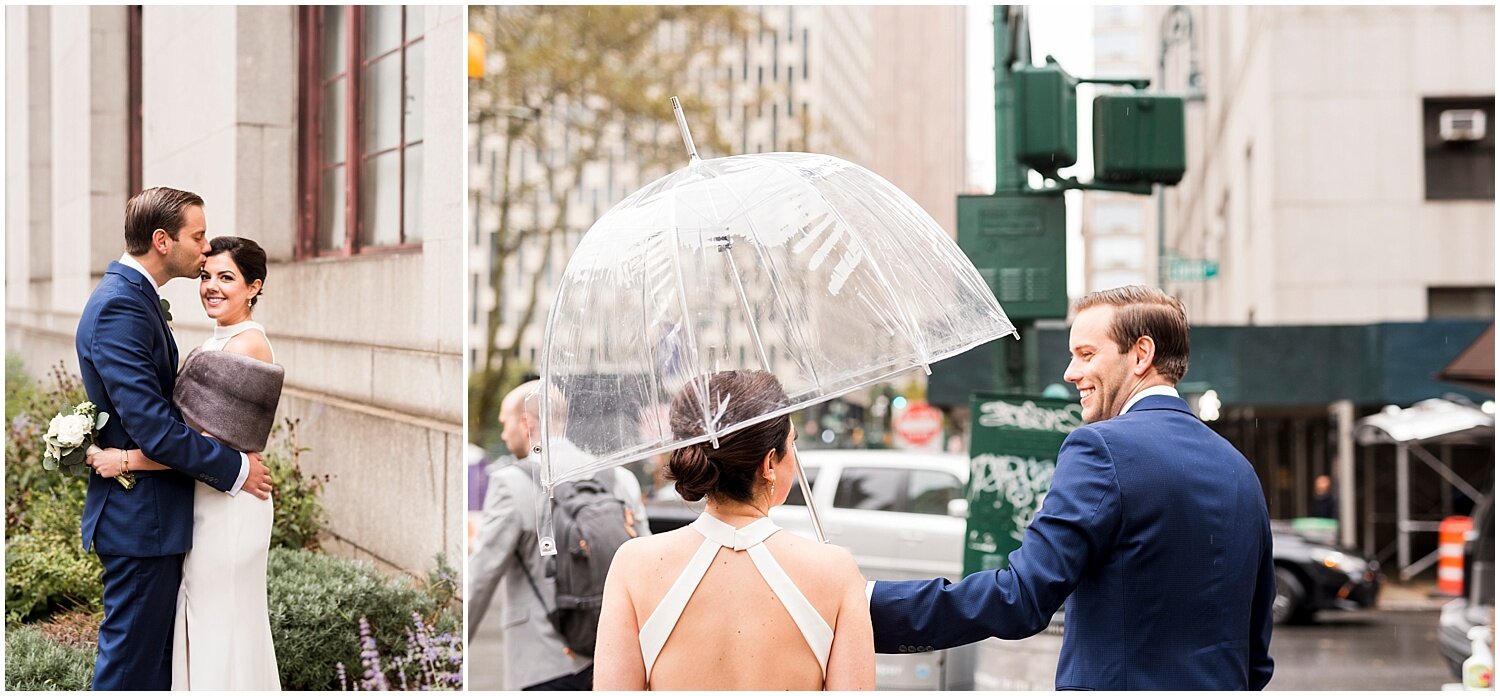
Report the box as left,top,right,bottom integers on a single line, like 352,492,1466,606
994,6,1039,395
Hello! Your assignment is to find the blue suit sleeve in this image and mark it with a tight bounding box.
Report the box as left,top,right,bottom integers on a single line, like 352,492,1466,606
871,427,1122,652
91,296,242,491
1248,517,1276,689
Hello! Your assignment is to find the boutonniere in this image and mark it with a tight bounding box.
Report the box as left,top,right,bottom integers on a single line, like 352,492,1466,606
160,297,174,331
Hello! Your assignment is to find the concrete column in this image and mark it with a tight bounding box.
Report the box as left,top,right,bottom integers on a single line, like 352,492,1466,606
1331,399,1356,548
6,7,36,311
51,6,129,311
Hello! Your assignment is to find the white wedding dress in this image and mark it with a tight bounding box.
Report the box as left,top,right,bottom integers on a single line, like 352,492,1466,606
172,320,281,690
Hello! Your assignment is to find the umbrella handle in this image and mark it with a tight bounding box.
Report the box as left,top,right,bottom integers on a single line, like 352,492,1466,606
533,465,559,557
792,442,829,544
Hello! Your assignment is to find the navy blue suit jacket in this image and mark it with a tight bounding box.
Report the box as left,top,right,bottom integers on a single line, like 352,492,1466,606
76,261,242,557
871,395,1275,690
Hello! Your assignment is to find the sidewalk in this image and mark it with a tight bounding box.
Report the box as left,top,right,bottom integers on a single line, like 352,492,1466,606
1379,579,1458,611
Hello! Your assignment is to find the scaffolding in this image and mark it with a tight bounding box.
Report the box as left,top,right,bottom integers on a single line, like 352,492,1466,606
1356,398,1494,580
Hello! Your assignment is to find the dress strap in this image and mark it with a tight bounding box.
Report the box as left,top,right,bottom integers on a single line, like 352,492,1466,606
747,543,834,676
639,536,721,679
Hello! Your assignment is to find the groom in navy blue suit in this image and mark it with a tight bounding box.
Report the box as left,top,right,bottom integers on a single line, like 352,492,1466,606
76,187,274,690
870,286,1275,690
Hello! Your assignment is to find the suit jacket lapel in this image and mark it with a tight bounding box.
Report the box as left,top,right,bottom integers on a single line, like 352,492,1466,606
108,261,178,367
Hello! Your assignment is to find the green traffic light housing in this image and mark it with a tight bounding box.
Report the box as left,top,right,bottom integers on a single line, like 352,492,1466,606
1094,94,1187,185
1014,61,1077,175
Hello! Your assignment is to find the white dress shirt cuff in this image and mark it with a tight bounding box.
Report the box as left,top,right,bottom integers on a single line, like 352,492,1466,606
867,580,876,604
226,452,250,496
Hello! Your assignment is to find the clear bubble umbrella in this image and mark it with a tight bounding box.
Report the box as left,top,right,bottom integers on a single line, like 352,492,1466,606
532,99,1017,554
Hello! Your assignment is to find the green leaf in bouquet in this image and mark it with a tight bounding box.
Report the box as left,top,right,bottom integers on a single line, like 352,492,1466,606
64,462,91,478
95,412,109,430
42,454,59,471
61,447,83,466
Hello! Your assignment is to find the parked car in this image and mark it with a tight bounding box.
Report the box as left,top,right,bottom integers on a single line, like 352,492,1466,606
1439,489,1494,678
1269,521,1382,625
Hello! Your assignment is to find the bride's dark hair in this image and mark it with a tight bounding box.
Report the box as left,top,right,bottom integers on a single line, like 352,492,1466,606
667,370,791,504
206,236,268,307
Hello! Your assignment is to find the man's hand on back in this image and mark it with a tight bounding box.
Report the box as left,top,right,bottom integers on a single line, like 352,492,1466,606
245,451,273,500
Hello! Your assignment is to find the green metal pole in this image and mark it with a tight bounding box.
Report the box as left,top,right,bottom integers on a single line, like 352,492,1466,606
994,5,1034,395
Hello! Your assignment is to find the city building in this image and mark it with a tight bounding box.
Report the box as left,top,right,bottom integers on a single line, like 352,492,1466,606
4,5,466,576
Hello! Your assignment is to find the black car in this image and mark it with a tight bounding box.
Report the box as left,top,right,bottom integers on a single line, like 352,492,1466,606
1439,490,1494,678
1270,522,1382,625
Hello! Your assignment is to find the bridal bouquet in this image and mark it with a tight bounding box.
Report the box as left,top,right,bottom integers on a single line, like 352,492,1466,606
42,401,133,489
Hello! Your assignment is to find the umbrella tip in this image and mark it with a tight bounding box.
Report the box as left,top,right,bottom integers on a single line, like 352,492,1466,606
670,95,700,164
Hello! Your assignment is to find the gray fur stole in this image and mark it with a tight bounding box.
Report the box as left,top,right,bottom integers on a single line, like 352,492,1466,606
173,347,285,452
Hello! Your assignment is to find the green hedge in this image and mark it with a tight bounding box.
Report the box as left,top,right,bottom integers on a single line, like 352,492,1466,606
4,626,95,691
268,548,459,690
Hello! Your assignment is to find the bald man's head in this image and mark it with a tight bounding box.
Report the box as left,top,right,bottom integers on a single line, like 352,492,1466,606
498,380,541,459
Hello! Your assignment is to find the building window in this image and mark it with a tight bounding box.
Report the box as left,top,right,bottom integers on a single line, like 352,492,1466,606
1428,287,1496,320
297,6,426,258
1424,97,1495,201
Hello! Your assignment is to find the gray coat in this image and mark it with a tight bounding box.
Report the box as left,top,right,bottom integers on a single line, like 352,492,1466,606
467,454,648,689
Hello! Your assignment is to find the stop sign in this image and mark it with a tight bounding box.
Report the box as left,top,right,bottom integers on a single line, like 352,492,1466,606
894,401,943,447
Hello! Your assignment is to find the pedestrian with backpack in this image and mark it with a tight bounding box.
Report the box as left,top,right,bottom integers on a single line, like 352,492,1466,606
468,380,650,690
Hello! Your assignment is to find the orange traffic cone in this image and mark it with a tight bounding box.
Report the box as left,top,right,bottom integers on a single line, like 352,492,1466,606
1438,516,1473,596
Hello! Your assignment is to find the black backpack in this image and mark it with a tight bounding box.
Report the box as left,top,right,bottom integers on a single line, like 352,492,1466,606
517,471,640,658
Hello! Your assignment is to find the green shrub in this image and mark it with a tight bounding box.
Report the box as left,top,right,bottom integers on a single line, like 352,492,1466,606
265,418,330,551
6,360,89,528
5,488,102,623
268,548,459,690
3,625,95,691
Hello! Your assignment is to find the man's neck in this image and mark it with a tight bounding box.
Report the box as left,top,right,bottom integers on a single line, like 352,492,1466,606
1120,377,1179,415
125,253,172,289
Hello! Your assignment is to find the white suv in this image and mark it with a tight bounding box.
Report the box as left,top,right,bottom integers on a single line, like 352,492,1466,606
770,449,969,583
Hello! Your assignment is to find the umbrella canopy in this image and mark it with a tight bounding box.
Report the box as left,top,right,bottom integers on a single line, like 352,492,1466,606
536,148,1016,493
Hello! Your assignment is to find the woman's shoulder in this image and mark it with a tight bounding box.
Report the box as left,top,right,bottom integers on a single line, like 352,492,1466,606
223,325,273,364
770,529,862,582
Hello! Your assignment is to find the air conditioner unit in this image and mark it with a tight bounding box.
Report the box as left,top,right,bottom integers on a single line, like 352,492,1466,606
1439,109,1487,142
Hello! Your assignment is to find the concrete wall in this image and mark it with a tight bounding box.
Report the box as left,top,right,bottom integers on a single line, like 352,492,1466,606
5,5,465,577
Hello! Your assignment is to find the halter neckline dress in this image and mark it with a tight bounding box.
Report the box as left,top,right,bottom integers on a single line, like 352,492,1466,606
637,512,834,685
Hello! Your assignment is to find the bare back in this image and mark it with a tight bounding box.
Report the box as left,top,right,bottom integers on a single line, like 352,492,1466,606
595,513,875,690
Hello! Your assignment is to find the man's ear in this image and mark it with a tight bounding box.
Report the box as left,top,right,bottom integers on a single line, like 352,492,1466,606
1132,336,1157,377
152,228,171,254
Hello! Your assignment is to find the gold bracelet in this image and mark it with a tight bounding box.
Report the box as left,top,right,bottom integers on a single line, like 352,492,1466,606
122,451,129,475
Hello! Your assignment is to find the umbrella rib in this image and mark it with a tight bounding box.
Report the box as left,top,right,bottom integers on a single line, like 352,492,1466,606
666,185,718,447
689,166,776,375
711,178,826,392
762,156,932,368
640,258,665,446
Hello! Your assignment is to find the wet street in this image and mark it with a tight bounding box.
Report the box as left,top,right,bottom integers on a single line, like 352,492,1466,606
1267,610,1455,691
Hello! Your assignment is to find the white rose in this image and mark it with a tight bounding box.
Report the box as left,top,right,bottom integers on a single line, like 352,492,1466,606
51,414,90,448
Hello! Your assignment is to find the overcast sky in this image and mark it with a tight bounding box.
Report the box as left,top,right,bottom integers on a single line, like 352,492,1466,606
966,5,1096,298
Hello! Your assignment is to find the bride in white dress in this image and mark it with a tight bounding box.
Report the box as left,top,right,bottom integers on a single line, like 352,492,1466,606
92,236,281,690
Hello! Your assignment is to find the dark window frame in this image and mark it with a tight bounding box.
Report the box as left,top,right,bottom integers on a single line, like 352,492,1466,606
127,6,143,197
296,6,426,259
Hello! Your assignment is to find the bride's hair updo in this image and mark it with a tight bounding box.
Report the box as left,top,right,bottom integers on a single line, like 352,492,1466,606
667,370,792,504
207,236,268,307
